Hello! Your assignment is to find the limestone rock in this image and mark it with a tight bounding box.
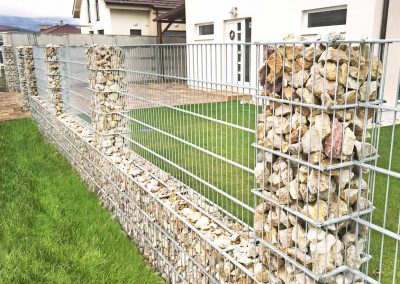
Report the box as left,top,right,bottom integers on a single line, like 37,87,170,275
254,263,269,282
313,113,331,139
292,224,309,252
302,200,329,222
342,127,356,156
302,126,323,154
354,140,377,160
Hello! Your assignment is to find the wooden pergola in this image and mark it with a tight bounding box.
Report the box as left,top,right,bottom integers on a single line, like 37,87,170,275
154,4,185,44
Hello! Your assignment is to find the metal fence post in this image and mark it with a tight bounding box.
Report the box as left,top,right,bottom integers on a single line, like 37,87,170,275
44,44,63,115
86,45,129,155
3,45,19,93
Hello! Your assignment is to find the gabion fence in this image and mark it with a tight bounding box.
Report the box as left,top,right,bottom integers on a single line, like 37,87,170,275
12,37,400,283
2,45,19,92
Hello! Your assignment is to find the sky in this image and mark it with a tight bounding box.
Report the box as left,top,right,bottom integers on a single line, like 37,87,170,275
0,0,75,18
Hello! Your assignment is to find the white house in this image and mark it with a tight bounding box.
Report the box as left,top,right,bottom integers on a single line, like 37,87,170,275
72,0,186,36
185,0,400,105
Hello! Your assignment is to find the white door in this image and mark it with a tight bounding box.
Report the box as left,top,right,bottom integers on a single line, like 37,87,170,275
224,18,251,85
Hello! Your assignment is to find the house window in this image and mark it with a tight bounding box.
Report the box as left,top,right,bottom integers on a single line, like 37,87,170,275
198,24,214,35
164,30,186,37
87,0,91,23
89,31,94,34
98,29,104,34
306,7,347,28
95,0,100,21
130,29,142,36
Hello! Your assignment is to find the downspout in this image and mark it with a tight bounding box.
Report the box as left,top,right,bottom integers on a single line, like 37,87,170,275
380,0,390,39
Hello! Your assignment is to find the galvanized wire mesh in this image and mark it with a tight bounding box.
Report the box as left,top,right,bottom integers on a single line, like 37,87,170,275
254,39,400,283
28,40,400,283
58,46,91,121
123,44,260,227
32,47,48,100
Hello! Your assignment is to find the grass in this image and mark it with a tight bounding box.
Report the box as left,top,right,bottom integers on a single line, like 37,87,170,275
130,100,259,223
0,119,164,284
1,99,398,282
367,124,400,283
130,100,400,283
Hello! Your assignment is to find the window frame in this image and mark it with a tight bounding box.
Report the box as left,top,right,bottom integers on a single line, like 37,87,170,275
130,29,142,36
95,0,100,21
87,0,91,23
302,6,347,35
195,22,214,41
98,29,104,34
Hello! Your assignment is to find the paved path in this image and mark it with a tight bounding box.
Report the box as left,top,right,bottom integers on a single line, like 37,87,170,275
0,92,31,122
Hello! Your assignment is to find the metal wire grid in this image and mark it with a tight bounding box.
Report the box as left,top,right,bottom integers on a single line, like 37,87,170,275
254,40,400,283
29,97,257,284
28,40,400,283
32,47,49,101
122,44,261,229
58,46,91,122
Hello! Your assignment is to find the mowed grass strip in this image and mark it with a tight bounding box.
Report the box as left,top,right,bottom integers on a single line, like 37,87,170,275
0,119,164,283
367,124,400,283
130,100,259,224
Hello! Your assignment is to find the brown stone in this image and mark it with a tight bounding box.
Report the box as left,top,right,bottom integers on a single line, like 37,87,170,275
295,88,317,104
307,170,333,194
359,81,378,102
283,86,296,100
342,127,356,156
371,57,383,80
349,65,368,80
278,44,305,60
291,70,311,88
296,57,313,70
318,47,349,65
302,126,323,154
304,45,323,61
324,118,343,159
306,74,344,96
337,90,359,105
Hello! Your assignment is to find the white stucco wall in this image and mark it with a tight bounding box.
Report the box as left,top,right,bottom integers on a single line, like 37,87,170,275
383,0,400,106
185,0,400,104
109,8,151,35
78,1,185,35
79,0,111,34
186,0,383,43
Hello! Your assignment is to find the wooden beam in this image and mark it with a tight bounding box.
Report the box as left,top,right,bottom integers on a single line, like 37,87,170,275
162,22,173,35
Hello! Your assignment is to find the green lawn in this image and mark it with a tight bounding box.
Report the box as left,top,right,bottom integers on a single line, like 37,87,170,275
367,124,400,283
1,99,398,283
0,119,164,283
130,100,259,224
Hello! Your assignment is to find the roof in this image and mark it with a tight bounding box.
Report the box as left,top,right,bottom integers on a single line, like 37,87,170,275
153,4,185,23
104,0,184,9
73,0,183,18
41,24,81,34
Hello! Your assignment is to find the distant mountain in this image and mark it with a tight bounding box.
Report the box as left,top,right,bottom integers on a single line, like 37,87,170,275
0,15,79,32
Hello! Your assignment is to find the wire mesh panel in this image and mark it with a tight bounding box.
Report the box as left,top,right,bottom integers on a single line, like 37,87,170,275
33,47,48,101
58,46,91,122
28,40,400,283
123,44,262,227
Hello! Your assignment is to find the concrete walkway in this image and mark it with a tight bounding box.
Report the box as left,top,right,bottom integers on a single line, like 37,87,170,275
0,92,31,122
